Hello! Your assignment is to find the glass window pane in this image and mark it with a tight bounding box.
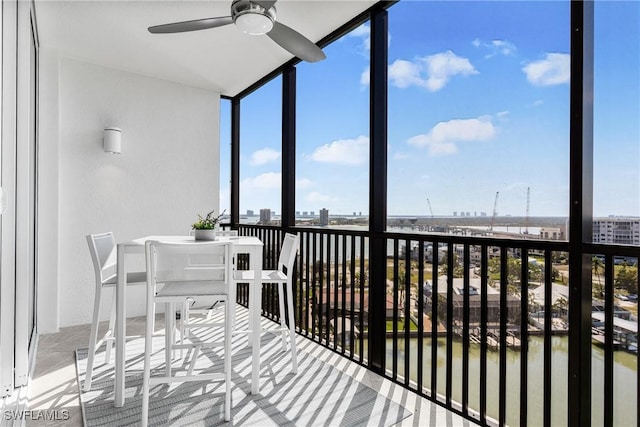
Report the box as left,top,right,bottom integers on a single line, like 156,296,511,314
239,77,282,225
295,22,370,228
593,1,640,244
388,1,570,243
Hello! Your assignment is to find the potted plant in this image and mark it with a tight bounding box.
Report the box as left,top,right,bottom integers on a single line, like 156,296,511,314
191,209,225,240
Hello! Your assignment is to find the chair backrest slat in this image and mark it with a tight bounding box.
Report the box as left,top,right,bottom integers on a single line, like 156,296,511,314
86,232,117,282
278,233,300,274
147,240,232,284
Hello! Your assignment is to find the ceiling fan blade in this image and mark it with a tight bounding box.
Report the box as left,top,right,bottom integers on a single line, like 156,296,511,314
253,0,277,9
267,21,326,63
148,16,233,34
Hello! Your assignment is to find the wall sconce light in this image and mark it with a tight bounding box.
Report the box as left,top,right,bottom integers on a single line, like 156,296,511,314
103,127,122,154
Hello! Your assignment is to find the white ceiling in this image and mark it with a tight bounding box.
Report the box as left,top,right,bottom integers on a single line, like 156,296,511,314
34,0,377,97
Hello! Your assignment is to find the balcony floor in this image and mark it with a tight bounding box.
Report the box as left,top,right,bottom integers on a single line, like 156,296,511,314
25,305,470,426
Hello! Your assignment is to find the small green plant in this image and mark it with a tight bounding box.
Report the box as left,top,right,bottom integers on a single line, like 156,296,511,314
191,209,225,230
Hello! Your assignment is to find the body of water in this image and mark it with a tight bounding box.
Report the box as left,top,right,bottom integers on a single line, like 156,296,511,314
358,336,637,426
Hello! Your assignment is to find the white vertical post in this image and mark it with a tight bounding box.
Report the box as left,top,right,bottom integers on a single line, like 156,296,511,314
0,0,18,398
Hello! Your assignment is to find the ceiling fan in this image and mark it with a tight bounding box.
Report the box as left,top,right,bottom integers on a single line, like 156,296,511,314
148,0,326,63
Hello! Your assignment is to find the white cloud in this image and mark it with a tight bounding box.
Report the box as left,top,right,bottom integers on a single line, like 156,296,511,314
241,172,280,190
388,59,424,88
529,99,544,107
346,23,370,53
496,110,510,118
473,38,517,58
394,152,409,160
311,135,369,165
522,53,570,86
360,66,370,87
408,117,496,156
491,40,517,56
296,178,313,189
389,50,477,92
306,191,336,203
250,148,280,166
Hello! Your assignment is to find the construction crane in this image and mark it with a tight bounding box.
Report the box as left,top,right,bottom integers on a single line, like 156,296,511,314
426,198,434,218
489,191,499,232
524,187,530,234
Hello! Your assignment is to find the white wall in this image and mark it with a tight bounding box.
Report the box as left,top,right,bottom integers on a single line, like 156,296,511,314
38,55,221,329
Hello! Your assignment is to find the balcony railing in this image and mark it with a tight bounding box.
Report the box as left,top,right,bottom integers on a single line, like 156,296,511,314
226,223,639,427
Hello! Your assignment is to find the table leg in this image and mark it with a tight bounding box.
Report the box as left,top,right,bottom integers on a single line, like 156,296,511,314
115,244,126,407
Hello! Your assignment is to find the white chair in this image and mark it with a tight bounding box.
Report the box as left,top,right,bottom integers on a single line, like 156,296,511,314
141,240,234,426
180,228,238,339
84,232,147,392
234,232,300,374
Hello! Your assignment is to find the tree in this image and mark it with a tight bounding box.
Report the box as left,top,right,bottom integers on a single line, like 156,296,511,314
615,265,638,294
552,296,569,320
489,255,523,296
528,262,544,283
592,256,604,298
439,251,464,278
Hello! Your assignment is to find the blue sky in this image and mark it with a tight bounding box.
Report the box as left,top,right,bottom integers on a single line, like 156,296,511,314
221,1,639,218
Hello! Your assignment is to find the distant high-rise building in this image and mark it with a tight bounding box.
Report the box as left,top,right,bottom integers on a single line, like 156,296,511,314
259,208,271,223
593,217,640,245
311,211,315,216
246,210,254,216
303,211,308,216
319,208,329,226
296,211,300,216
480,212,487,217
466,212,471,217
453,211,458,217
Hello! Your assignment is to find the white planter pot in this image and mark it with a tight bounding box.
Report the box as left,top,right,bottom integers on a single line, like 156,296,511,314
194,229,217,241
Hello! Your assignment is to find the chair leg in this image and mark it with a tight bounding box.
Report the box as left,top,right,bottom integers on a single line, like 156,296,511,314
165,302,173,377
104,289,117,364
224,296,232,422
277,282,287,352
180,299,191,360
84,285,103,392
285,279,298,374
141,289,155,427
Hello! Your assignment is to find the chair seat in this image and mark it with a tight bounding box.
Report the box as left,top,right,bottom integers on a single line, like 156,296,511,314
234,269,287,283
103,271,147,286
157,281,228,297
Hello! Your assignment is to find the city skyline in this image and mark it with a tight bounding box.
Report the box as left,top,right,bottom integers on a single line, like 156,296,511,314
220,1,639,219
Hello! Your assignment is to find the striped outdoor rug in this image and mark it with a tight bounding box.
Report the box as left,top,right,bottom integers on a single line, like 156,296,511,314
76,310,410,426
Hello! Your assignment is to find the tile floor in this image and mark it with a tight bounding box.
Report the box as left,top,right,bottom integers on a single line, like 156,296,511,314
22,309,472,426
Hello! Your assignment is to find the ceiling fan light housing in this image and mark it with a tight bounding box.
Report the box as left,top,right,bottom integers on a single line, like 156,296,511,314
232,1,276,35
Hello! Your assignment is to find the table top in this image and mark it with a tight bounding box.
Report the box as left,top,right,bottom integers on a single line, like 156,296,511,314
120,235,263,248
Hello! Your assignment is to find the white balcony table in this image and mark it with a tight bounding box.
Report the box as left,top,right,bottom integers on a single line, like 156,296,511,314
114,234,264,407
